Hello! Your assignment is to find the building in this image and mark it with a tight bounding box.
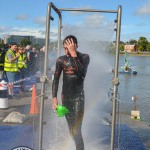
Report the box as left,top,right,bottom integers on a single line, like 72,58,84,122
3,35,45,48
124,44,137,53
3,35,34,44
33,37,45,48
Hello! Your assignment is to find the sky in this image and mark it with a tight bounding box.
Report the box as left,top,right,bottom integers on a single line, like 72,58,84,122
0,0,150,42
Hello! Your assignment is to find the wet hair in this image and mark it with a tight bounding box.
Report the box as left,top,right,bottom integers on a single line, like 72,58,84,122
63,35,78,45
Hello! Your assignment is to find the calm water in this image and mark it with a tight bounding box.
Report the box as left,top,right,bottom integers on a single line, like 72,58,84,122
115,55,150,123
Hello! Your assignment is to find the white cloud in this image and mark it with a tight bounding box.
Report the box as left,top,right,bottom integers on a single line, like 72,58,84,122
69,5,93,15
33,16,46,26
135,0,150,15
6,27,44,37
83,14,105,27
62,14,115,42
0,25,59,40
0,26,11,33
15,14,29,20
0,26,43,38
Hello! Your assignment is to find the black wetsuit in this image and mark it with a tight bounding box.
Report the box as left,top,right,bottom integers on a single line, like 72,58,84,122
52,51,90,150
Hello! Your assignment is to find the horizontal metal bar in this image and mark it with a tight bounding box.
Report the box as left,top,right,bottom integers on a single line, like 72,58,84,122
50,2,62,17
59,8,117,13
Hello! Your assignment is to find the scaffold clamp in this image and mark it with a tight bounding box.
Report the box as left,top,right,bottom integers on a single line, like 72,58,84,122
112,77,120,86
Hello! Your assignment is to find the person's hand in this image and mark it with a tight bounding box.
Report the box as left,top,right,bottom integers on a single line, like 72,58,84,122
52,97,59,110
16,53,20,58
64,38,77,57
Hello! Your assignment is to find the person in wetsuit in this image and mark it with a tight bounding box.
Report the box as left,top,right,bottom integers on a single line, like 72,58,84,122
52,35,90,150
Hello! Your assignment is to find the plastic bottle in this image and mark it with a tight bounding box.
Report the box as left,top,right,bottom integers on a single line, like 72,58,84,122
54,105,69,117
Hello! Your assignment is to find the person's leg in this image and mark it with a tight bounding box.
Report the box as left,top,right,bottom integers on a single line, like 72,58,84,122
9,84,14,96
19,68,25,93
0,70,3,80
64,96,84,150
6,72,16,97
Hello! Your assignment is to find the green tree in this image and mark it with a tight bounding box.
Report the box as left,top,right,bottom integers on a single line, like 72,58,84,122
138,37,148,51
120,41,124,44
120,44,124,51
138,45,144,51
129,39,137,44
20,38,32,47
146,42,150,52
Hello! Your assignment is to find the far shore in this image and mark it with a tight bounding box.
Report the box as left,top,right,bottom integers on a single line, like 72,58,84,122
120,51,150,56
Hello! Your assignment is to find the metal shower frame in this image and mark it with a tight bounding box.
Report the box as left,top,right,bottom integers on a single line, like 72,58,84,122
38,2,122,150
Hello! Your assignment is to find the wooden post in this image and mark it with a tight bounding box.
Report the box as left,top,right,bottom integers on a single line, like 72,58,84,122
132,95,137,111
131,95,140,119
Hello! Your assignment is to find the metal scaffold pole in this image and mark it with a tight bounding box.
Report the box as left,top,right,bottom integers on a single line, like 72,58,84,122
110,5,122,150
38,2,122,150
38,2,62,150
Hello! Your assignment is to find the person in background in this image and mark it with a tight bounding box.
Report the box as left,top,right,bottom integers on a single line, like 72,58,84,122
16,47,27,94
3,44,9,53
27,47,38,75
26,45,32,76
38,47,45,73
4,42,19,99
52,35,90,150
0,48,6,80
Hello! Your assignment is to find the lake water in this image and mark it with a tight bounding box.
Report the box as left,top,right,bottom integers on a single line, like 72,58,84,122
113,55,150,123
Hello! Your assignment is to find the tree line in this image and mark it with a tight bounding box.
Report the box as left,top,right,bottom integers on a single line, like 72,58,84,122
1,36,150,52
119,36,150,52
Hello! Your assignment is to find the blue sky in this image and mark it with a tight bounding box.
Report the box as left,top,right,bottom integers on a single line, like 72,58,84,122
0,0,150,42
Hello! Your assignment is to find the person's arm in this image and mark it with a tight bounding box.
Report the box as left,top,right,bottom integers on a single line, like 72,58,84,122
27,51,30,61
52,57,62,109
72,54,90,79
7,52,20,63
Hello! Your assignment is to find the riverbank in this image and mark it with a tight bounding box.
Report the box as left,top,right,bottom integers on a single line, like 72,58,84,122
120,51,150,56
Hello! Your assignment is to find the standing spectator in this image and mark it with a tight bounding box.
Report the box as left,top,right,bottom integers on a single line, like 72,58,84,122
3,44,9,53
38,47,45,73
28,47,38,75
26,45,32,76
25,46,38,75
4,42,19,99
0,48,6,80
16,47,27,94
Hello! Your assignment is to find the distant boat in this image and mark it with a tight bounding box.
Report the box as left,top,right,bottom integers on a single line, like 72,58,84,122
112,52,137,75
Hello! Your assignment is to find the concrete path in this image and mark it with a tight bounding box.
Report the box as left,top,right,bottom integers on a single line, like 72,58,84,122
0,92,150,150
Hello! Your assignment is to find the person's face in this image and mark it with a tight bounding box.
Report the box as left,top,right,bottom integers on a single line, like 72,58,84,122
32,48,36,52
64,46,70,57
11,45,17,51
18,48,23,54
63,39,77,57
